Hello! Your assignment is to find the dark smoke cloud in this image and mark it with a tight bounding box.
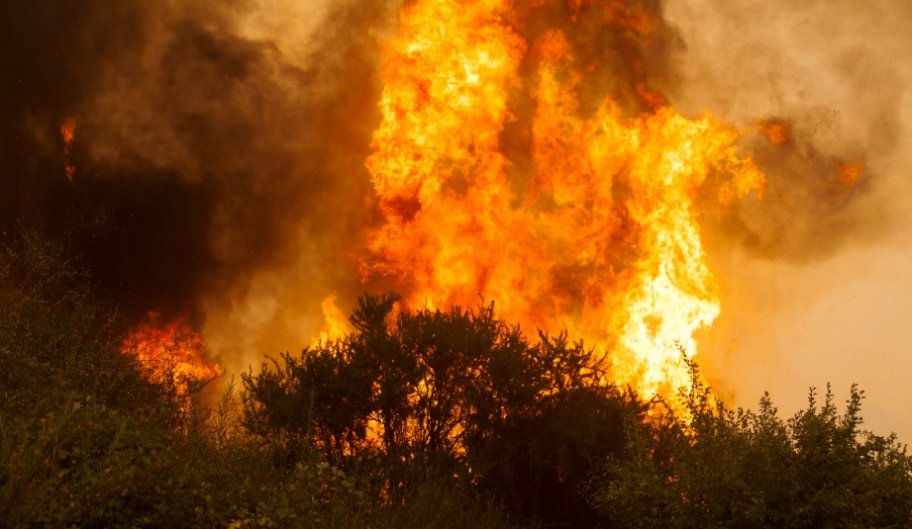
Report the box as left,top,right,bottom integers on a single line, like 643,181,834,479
709,119,882,262
1,0,396,343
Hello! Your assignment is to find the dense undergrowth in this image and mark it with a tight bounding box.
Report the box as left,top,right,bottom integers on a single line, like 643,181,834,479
1,229,910,528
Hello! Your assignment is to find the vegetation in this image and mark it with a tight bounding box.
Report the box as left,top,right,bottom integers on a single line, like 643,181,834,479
588,361,912,528
242,294,635,526
1,229,911,528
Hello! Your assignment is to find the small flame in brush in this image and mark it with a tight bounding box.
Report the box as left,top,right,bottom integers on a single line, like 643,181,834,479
60,117,76,182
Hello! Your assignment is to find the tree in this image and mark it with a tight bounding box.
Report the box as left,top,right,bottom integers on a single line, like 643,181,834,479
242,294,636,526
588,359,912,529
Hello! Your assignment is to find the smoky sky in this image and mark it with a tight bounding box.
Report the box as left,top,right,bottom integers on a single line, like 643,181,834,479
664,0,912,440
1,0,391,324
665,0,908,263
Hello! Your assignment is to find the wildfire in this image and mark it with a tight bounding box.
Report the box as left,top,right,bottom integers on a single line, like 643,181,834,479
360,0,765,403
757,119,791,146
318,294,351,343
121,312,221,395
838,160,863,187
60,117,76,182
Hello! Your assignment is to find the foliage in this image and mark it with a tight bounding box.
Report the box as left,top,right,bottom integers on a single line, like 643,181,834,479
0,230,515,529
588,358,912,529
242,294,636,526
0,395,383,528
2,228,911,528
0,228,169,419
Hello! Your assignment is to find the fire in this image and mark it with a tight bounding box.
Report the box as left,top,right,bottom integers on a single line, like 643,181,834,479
360,0,765,403
318,294,351,343
121,312,221,395
60,117,76,182
757,119,791,146
838,160,863,187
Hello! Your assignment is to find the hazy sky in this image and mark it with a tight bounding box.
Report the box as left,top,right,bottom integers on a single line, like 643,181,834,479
665,0,912,440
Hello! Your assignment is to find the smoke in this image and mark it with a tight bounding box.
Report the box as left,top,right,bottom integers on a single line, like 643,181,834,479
665,0,908,262
3,0,908,434
1,0,400,372
663,0,912,438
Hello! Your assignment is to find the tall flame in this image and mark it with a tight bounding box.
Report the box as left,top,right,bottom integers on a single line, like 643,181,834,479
318,294,351,343
361,0,764,401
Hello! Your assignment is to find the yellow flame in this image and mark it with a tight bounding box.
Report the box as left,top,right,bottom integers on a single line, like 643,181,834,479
360,0,764,405
318,294,351,343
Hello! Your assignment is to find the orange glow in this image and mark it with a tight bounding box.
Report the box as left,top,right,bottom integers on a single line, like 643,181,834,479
838,160,863,187
757,119,791,146
60,117,76,182
359,0,765,406
121,312,221,395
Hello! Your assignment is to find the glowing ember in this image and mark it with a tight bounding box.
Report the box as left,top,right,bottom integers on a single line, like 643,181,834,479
121,312,221,394
838,160,863,187
757,119,791,146
360,0,765,403
60,117,76,182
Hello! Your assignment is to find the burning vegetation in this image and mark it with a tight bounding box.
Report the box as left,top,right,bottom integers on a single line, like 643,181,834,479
60,118,77,182
1,0,879,397
2,0,911,526
120,312,221,396
362,0,767,404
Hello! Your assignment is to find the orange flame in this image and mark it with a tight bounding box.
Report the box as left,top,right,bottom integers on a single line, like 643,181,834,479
121,312,221,395
60,117,76,182
318,294,351,343
837,160,863,187
360,0,764,404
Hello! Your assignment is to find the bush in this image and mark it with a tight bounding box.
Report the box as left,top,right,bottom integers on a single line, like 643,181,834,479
588,359,912,529
0,230,512,528
243,294,636,526
0,228,171,419
4,228,910,528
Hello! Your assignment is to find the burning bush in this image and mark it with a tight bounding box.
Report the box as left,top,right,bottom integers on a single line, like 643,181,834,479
120,312,221,398
243,294,643,525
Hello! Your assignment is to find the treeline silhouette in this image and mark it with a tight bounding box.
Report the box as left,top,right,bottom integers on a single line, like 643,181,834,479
1,228,910,528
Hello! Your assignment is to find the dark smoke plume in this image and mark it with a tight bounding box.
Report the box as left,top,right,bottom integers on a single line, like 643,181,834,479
1,1,395,352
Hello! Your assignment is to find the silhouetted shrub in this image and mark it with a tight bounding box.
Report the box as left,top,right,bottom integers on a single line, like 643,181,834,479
588,359,912,529
243,294,636,526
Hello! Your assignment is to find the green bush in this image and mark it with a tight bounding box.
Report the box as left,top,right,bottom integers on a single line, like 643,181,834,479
0,228,171,419
588,359,912,529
